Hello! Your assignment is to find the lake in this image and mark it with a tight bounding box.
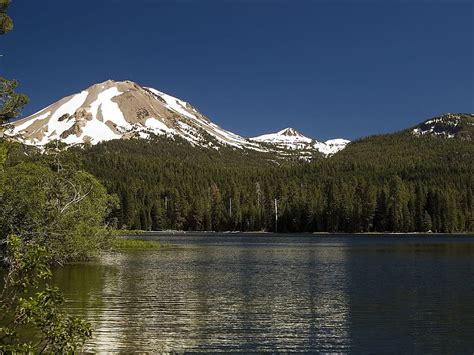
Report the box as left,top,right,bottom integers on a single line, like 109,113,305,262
52,233,474,353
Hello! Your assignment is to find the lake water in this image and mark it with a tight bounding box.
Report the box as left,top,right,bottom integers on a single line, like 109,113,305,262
52,233,474,353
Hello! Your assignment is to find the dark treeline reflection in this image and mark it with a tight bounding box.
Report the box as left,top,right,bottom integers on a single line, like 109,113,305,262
52,235,474,353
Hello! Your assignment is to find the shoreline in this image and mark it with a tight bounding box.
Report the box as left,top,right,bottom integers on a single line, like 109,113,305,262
126,230,474,236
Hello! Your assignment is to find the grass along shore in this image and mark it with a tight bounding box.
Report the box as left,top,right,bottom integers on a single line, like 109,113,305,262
113,238,165,250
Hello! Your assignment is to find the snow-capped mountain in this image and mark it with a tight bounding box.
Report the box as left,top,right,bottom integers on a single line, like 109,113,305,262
251,128,313,148
4,80,262,149
251,128,349,155
412,113,474,140
2,80,349,156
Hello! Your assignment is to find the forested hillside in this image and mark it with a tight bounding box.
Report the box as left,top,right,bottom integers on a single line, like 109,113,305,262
62,126,473,233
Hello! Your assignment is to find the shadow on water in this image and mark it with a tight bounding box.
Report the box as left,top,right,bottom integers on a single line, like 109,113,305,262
51,234,474,352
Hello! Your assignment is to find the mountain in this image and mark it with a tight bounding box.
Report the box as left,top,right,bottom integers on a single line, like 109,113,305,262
4,80,261,150
2,80,348,157
250,128,349,155
411,113,474,140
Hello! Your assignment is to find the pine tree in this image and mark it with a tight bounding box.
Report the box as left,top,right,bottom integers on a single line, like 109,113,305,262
422,210,433,232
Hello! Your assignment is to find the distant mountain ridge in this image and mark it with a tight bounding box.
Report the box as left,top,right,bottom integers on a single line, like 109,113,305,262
2,80,349,157
3,80,472,158
250,128,349,155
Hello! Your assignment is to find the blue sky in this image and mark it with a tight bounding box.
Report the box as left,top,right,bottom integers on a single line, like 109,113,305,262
1,0,473,140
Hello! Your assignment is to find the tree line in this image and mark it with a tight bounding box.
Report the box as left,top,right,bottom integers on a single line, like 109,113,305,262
63,131,473,233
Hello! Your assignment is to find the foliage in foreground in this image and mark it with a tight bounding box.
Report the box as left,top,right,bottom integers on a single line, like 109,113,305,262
0,141,118,350
0,77,28,124
0,156,117,262
0,143,115,350
0,4,102,350
0,235,92,352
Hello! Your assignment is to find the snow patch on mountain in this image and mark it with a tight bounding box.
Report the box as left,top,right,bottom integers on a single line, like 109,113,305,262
144,117,173,133
146,87,198,121
322,138,351,155
90,87,128,128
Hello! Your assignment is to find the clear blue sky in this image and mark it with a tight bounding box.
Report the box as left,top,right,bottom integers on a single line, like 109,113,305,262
2,0,473,140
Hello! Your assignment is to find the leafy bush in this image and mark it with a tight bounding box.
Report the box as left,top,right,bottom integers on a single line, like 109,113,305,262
0,161,117,262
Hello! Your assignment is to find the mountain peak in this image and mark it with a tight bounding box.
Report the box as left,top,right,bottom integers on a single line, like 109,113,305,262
250,128,349,156
251,128,313,144
85,79,140,95
412,113,474,140
277,127,304,137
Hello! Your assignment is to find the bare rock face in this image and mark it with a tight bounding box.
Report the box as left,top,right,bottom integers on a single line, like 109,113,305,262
73,109,93,121
58,113,70,122
104,120,121,135
279,128,303,137
136,108,150,121
60,122,83,139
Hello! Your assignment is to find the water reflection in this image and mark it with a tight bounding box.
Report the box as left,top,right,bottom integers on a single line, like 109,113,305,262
52,235,474,352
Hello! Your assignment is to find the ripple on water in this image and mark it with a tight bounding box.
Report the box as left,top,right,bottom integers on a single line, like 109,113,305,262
54,234,474,353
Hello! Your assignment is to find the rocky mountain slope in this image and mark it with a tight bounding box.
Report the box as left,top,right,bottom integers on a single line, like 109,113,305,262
411,113,474,140
5,80,260,149
2,80,348,156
